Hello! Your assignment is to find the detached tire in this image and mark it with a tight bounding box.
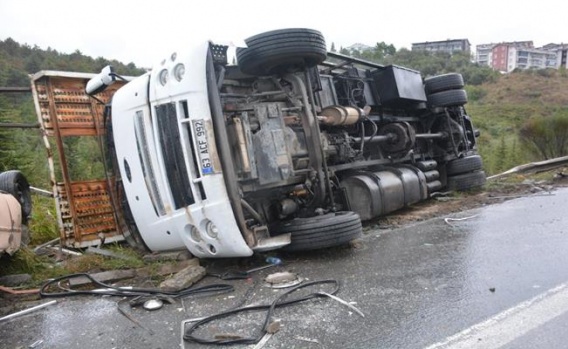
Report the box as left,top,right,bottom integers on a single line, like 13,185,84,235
446,155,484,175
273,211,362,252
0,171,32,220
428,89,468,107
237,28,327,76
424,73,464,94
447,170,486,191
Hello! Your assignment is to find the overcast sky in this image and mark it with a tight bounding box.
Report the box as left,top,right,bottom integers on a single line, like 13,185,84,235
1,0,566,69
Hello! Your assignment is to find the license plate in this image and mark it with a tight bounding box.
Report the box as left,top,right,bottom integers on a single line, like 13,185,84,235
192,119,213,175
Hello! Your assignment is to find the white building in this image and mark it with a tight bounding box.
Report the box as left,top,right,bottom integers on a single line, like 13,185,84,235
475,41,568,72
541,43,568,69
412,39,471,54
475,43,495,66
507,47,558,72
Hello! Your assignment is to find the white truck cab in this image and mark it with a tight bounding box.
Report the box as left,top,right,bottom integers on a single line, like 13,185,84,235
111,42,253,257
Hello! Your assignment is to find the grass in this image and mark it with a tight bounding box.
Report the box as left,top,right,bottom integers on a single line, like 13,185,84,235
468,70,568,176
28,195,59,245
0,193,152,287
0,247,66,282
1,242,148,287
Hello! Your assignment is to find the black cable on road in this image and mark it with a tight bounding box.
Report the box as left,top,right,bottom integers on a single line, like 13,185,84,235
183,279,340,345
39,273,234,299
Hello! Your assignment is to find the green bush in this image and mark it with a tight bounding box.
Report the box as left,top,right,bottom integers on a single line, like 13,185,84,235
465,85,487,102
519,110,568,160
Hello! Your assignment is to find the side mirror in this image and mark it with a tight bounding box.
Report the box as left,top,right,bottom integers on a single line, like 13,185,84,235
86,65,116,95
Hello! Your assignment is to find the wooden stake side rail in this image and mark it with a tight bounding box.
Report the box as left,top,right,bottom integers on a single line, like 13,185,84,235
31,72,127,247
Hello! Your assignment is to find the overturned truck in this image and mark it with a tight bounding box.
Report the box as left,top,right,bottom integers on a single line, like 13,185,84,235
37,28,485,258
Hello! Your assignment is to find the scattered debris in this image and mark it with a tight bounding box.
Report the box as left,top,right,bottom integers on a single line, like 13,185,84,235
349,239,365,250
28,339,44,348
49,246,82,256
29,186,53,197
430,191,452,199
142,250,192,262
214,333,245,341
32,237,60,253
251,320,281,349
41,271,232,298
129,295,175,308
246,257,282,274
86,246,132,260
183,280,341,345
264,271,303,289
266,319,281,334
444,215,479,226
209,257,283,280
434,196,456,202
0,300,57,322
0,285,39,295
252,333,273,349
143,299,164,311
69,269,137,287
159,264,206,291
0,273,31,287
117,299,155,335
69,258,199,287
296,336,320,344
488,192,555,200
316,292,365,318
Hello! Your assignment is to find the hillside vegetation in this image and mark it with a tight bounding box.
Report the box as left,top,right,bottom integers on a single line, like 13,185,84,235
467,69,568,174
0,38,146,188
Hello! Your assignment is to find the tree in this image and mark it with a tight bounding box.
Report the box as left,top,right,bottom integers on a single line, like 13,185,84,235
0,37,147,186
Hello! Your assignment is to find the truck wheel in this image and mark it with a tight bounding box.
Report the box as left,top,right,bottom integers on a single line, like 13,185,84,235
0,171,32,220
236,28,327,76
424,73,464,94
446,155,484,176
428,89,468,107
272,211,362,252
447,170,486,191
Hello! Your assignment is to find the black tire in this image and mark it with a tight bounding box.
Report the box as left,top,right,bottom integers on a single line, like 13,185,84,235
446,155,484,176
272,211,362,252
237,28,327,76
0,170,32,220
447,170,486,191
428,89,468,107
424,73,464,94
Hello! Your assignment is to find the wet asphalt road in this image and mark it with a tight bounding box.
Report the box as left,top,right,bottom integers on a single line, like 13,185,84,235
2,188,568,349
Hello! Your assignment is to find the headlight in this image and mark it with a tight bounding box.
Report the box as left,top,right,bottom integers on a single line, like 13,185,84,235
173,64,185,81
190,226,201,242
205,221,219,238
158,69,168,86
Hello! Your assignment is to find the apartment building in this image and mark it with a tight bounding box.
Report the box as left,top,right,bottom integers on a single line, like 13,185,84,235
412,39,471,54
476,41,533,68
475,44,495,66
506,46,558,71
475,41,566,72
542,43,568,69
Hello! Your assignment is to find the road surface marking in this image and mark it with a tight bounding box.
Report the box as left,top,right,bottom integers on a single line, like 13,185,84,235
425,282,568,349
